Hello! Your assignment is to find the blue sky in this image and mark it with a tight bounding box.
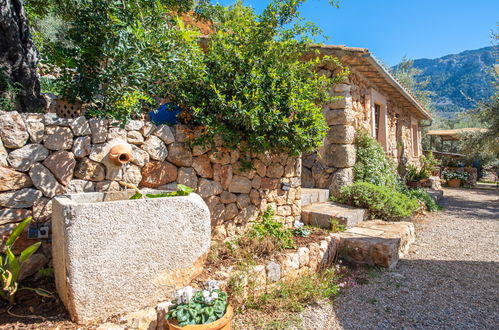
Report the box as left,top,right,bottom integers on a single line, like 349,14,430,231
213,0,498,66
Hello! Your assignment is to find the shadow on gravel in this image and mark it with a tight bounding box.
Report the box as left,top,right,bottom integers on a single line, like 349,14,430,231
438,188,499,221
333,259,499,329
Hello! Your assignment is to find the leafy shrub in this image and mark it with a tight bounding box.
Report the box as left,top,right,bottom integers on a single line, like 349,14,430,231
353,130,401,189
247,207,295,250
336,182,420,220
405,188,441,212
405,164,430,182
420,151,440,173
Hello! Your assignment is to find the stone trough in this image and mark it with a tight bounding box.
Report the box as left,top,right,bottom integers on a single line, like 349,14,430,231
52,190,211,323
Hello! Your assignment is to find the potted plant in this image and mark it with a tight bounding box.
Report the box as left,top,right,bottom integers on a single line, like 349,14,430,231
406,165,430,188
442,170,469,188
421,151,440,176
166,282,232,330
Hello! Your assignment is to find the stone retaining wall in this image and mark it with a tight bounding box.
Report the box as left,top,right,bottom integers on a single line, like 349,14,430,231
0,111,302,243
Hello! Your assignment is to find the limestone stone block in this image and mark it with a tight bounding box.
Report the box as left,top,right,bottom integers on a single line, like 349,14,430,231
74,158,106,182
73,136,92,158
70,116,91,136
327,125,355,144
253,159,267,177
131,145,149,167
167,143,192,167
214,164,233,190
23,113,45,143
44,126,73,150
107,127,127,141
29,163,65,198
209,151,230,165
153,125,175,145
52,191,211,322
126,131,144,145
32,197,52,221
0,188,42,208
43,151,76,186
192,154,212,178
326,144,356,168
249,189,260,206
89,118,108,143
67,180,95,193
174,125,189,142
0,208,32,225
324,109,356,126
260,178,280,190
7,144,49,171
0,139,7,167
328,94,352,110
125,120,144,131
228,175,251,194
297,247,310,267
236,194,251,209
251,175,261,189
197,178,223,198
140,122,155,137
192,144,210,156
139,161,177,188
124,164,142,185
177,167,198,190
0,167,32,191
0,111,29,148
44,113,72,126
220,191,237,204
330,167,354,196
95,181,121,192
301,167,314,188
266,163,284,178
266,261,281,283
124,307,158,330
234,205,258,224
141,136,168,161
224,202,238,220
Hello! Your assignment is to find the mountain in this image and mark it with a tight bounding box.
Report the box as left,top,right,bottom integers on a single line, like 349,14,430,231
406,46,497,119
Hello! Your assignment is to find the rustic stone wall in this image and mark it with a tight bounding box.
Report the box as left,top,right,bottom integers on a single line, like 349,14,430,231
0,111,302,243
302,67,422,194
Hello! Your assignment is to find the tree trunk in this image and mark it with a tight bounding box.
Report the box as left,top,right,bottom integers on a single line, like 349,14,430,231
0,0,45,112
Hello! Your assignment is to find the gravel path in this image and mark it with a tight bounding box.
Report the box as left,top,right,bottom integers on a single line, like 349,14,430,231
300,187,499,329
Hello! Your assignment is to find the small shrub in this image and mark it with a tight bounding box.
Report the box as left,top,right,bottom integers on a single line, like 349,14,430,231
330,217,346,232
405,164,430,182
336,182,420,220
405,188,441,212
246,207,295,251
420,151,440,174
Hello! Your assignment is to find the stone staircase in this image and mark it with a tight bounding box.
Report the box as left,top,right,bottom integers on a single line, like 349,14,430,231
300,188,414,269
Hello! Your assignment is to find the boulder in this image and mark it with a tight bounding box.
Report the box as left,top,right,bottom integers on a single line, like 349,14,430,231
141,136,168,161
43,151,76,185
0,112,29,148
0,167,33,191
140,161,177,188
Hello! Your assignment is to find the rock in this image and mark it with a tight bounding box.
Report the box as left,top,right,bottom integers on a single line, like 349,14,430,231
124,164,142,185
228,175,252,194
125,120,144,131
251,175,261,189
124,307,158,330
214,164,233,190
297,247,310,267
192,144,210,156
324,109,356,125
211,203,226,226
74,158,106,182
327,125,355,144
44,113,72,126
0,188,42,208
330,167,354,196
107,127,127,141
43,151,76,185
0,139,7,167
70,116,91,136
197,179,223,198
52,190,210,322
224,202,239,220
266,163,284,178
153,125,175,144
0,209,32,225
126,131,144,145
209,151,230,165
277,205,292,216
174,125,189,142
7,144,49,171
19,253,48,281
220,191,237,204
72,136,92,158
249,189,261,206
140,161,177,188
167,143,193,167
23,113,45,143
192,154,212,178
156,301,173,330
234,205,258,223
97,323,124,330
89,118,108,143
326,144,356,168
260,178,280,190
141,136,168,161
30,163,66,198
0,167,33,191
266,261,281,283
67,180,95,193
253,159,267,177
236,194,251,209
95,181,121,192
140,122,155,137
301,167,314,188
131,146,150,167
177,167,198,190
44,126,73,150
32,197,52,221
329,94,352,110
0,112,29,148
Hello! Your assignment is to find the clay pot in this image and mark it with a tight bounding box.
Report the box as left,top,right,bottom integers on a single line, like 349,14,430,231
108,144,133,166
166,305,233,330
406,181,423,188
447,178,461,188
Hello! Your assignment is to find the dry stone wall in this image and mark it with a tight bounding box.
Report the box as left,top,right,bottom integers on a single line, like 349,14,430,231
0,111,302,243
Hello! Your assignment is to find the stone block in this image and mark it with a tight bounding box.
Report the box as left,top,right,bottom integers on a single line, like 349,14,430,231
30,163,65,198
0,167,32,191
153,125,175,145
89,118,108,144
52,191,211,323
167,143,193,167
7,144,49,172
301,201,366,229
0,208,32,225
44,126,73,150
43,151,76,186
0,112,29,148
74,158,106,182
192,154,213,178
0,188,42,208
324,109,356,126
329,167,354,196
23,113,45,143
326,125,355,144
325,144,356,168
141,136,168,161
228,175,252,194
0,139,7,167
71,116,91,136
140,161,177,188
73,136,92,158
126,131,144,145
177,167,198,190
197,179,223,198
266,261,281,283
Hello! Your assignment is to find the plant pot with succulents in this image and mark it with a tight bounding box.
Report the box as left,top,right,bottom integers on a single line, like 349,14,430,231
166,283,233,330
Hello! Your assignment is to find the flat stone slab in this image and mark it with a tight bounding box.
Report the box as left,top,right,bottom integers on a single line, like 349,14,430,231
52,190,211,323
301,201,366,229
333,220,415,269
301,188,329,207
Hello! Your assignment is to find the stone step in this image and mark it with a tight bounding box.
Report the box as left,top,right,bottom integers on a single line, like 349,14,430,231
301,188,330,207
301,201,367,229
333,220,415,269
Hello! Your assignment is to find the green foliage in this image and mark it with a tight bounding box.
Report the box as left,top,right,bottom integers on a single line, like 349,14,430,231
353,130,402,189
167,0,348,155
330,218,346,232
247,207,295,250
0,69,21,111
336,182,420,220
0,217,42,304
129,184,193,200
167,289,228,326
292,226,311,237
420,151,440,173
442,170,469,181
405,164,430,182
405,188,441,212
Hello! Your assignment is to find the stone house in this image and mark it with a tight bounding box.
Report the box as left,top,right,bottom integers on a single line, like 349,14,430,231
302,45,432,194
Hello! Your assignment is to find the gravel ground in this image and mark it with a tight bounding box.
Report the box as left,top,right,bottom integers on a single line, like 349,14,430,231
299,187,499,330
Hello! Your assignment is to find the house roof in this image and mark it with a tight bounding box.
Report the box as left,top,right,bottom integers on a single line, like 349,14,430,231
427,128,489,141
311,45,432,120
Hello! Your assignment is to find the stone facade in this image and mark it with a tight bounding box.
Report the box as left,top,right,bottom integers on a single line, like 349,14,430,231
0,111,301,244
